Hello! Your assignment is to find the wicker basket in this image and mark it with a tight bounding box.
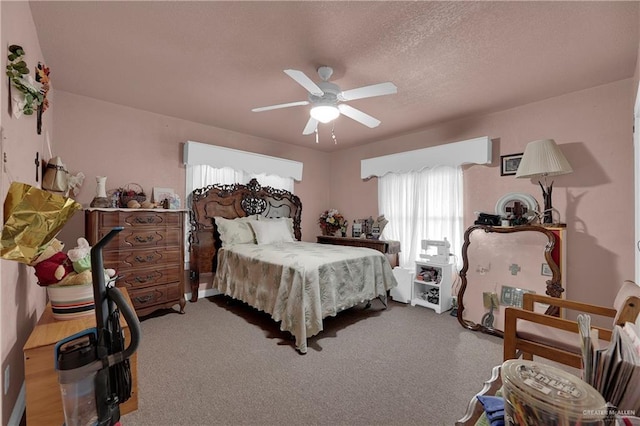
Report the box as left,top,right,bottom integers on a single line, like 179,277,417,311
119,183,146,206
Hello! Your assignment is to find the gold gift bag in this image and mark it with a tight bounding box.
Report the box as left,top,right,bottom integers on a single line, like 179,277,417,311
1,182,82,264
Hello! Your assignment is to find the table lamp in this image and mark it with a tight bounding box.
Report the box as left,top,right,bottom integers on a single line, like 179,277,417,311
515,139,573,224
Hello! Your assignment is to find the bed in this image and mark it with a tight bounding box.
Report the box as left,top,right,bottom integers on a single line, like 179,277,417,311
188,179,397,353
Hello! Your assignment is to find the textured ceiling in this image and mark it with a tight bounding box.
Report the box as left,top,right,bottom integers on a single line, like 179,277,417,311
29,1,639,152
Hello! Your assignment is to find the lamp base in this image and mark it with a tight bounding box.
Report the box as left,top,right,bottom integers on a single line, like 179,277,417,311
543,195,552,224
538,181,554,224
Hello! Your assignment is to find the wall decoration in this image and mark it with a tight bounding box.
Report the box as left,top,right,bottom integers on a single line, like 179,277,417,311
541,263,553,277
6,45,44,118
35,62,51,134
500,152,524,176
494,192,539,224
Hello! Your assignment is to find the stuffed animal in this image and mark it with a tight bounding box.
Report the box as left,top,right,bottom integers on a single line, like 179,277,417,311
67,237,116,278
59,268,117,287
30,239,74,286
67,237,92,273
58,269,93,286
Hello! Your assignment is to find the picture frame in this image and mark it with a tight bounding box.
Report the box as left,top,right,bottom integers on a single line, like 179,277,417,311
152,187,175,204
500,285,535,308
541,263,553,277
500,152,524,176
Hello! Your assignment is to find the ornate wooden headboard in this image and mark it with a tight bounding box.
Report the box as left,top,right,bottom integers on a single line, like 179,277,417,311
188,178,302,301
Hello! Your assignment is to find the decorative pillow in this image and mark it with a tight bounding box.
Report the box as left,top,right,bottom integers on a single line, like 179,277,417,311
249,220,294,245
257,216,296,241
213,216,257,247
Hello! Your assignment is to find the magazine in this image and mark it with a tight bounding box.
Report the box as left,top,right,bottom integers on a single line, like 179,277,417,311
587,321,640,412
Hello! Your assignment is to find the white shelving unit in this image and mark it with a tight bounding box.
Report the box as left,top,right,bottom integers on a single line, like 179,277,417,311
411,260,453,314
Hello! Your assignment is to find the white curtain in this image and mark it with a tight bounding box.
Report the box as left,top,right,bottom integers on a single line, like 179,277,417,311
378,165,463,270
187,165,294,196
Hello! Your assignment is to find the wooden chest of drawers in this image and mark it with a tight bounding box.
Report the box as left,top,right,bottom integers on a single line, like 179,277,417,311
85,209,186,317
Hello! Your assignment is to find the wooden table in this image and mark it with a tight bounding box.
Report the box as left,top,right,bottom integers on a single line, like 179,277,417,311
23,288,138,425
316,235,401,268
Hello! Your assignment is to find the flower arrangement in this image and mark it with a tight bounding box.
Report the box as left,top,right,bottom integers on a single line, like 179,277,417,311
6,45,44,118
35,61,51,134
318,208,346,235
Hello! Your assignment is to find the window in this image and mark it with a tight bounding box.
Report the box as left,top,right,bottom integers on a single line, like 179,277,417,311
378,165,463,269
363,136,491,270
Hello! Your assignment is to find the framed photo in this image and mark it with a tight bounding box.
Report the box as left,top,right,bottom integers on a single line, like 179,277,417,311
500,153,524,176
152,187,175,203
500,285,535,308
541,263,553,277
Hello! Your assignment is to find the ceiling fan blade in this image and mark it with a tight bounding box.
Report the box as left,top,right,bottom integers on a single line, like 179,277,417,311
284,69,324,96
338,104,381,128
302,117,318,135
339,82,397,101
252,100,309,112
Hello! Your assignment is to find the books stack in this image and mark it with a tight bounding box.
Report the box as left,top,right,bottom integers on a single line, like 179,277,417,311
582,319,640,412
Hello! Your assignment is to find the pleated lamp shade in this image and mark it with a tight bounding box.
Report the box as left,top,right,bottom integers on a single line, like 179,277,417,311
515,139,573,179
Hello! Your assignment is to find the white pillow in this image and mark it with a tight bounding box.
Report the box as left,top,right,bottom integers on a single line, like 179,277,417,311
214,216,257,247
249,220,295,245
257,217,296,241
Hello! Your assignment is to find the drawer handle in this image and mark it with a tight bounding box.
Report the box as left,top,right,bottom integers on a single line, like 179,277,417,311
135,294,154,304
135,274,155,283
135,235,155,243
135,216,155,224
135,254,155,263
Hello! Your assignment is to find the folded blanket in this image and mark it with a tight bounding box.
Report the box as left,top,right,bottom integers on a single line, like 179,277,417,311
477,395,505,426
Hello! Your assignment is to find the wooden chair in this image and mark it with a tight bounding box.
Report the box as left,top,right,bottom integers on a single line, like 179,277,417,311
503,280,640,369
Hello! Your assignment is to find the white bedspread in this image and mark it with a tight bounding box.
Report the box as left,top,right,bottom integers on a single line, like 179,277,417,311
213,241,397,353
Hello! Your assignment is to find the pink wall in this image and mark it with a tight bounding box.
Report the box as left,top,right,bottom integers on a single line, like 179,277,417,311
52,91,331,245
1,2,53,423
0,2,638,422
329,79,635,311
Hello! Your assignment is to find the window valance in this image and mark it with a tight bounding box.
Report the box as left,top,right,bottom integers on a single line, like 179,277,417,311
360,136,492,179
183,141,303,181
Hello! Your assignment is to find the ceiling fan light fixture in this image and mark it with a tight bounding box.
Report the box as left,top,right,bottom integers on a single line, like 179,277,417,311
310,104,340,123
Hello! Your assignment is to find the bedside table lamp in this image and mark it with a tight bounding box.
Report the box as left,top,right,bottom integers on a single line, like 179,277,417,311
515,139,573,224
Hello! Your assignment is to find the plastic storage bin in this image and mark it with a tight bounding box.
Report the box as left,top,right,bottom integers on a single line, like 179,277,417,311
502,359,607,425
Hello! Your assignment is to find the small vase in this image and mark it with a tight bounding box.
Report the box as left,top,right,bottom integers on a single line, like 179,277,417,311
90,176,110,208
321,227,340,236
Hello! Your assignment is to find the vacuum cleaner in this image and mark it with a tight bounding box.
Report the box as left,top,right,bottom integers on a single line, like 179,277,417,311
54,227,142,426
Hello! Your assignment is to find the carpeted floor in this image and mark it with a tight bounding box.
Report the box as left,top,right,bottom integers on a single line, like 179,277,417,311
121,295,508,425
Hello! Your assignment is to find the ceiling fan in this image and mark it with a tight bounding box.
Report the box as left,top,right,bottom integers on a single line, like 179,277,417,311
252,66,397,136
